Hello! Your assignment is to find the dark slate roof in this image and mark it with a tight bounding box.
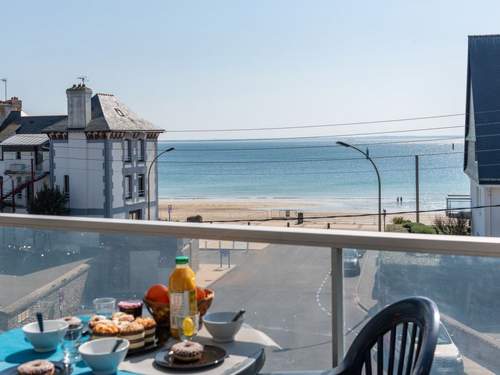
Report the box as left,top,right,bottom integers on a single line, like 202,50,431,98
0,110,21,129
464,35,500,184
0,111,67,134
44,93,163,133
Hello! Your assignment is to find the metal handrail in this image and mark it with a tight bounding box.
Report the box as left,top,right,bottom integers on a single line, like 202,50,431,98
0,213,499,258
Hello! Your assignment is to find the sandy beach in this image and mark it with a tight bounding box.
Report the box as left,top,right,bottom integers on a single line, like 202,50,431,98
159,198,442,231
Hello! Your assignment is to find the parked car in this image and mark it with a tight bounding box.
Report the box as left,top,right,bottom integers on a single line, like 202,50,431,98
373,323,464,374
344,248,361,277
431,323,464,374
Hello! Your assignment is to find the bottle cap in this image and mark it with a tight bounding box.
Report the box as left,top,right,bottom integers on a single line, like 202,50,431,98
175,256,189,265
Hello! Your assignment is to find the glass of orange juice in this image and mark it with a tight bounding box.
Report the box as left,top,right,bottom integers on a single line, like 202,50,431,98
175,313,199,341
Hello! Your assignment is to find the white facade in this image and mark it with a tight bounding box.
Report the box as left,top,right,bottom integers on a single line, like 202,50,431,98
52,133,105,217
470,181,500,237
52,136,156,219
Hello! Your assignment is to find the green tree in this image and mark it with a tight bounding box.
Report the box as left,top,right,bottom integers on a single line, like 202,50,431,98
28,185,68,215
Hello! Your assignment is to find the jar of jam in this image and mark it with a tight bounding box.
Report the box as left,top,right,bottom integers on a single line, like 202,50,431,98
117,300,143,318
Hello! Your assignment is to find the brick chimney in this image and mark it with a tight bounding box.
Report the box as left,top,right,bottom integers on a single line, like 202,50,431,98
66,84,92,129
0,97,22,125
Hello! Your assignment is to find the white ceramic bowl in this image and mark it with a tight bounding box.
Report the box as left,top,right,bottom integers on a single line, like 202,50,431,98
203,312,244,343
22,320,68,352
79,338,129,375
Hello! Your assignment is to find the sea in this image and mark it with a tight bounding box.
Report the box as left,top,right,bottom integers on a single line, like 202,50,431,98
157,136,468,212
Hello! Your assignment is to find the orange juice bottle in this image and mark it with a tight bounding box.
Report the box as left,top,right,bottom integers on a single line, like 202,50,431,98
169,256,197,338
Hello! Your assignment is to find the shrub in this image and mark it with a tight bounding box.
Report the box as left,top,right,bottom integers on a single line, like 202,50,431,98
392,216,406,225
407,222,437,234
28,185,68,215
434,215,470,235
187,215,203,223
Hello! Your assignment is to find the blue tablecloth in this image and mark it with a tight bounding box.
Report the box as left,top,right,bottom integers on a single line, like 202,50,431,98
0,327,135,374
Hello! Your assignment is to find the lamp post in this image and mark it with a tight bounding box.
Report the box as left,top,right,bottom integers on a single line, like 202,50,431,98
1,78,6,100
147,147,175,220
336,141,382,232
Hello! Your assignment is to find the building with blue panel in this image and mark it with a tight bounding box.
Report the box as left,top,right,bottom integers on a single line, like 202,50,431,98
464,35,500,236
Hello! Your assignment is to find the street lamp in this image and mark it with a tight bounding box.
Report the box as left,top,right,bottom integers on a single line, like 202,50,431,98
147,147,175,220
336,141,382,232
1,78,6,101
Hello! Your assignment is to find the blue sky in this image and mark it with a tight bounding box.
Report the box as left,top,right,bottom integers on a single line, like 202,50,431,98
3,1,500,140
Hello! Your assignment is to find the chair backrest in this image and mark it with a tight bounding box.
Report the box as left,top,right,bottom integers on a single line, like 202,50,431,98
337,297,440,375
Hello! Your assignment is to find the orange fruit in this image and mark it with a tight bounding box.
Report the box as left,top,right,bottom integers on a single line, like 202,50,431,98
196,287,205,301
146,284,169,304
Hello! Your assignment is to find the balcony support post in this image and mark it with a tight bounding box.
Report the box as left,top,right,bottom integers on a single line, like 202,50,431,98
331,247,344,367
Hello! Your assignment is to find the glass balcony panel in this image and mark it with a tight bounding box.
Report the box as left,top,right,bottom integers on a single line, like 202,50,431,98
0,226,333,372
350,249,500,375
0,226,184,331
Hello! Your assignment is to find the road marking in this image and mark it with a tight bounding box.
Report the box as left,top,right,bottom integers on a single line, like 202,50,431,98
316,270,332,317
255,324,331,338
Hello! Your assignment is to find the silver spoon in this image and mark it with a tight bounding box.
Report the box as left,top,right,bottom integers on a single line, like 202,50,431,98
36,312,44,332
111,339,124,353
232,309,245,322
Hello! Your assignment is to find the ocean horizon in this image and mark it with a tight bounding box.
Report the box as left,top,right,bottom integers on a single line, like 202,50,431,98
157,136,468,212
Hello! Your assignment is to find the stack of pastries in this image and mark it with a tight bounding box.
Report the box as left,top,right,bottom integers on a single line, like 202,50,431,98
89,312,157,350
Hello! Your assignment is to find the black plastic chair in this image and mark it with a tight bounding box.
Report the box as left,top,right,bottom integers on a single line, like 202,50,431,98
332,296,440,375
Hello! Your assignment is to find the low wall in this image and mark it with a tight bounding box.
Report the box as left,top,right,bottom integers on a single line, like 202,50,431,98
0,262,90,331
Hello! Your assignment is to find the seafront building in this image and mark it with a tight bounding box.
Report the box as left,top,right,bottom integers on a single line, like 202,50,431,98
0,84,164,219
464,35,500,236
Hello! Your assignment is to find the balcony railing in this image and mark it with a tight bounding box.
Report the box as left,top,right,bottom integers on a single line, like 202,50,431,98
5,163,27,174
446,194,471,218
1,213,500,373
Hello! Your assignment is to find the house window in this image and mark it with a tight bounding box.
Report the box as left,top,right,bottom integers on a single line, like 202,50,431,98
138,174,145,197
125,175,132,199
124,140,132,162
128,209,142,220
16,151,21,160
138,139,145,161
63,175,70,197
115,108,125,117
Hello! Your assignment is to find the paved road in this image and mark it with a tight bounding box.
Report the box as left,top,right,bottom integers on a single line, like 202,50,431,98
200,244,368,372
200,245,493,374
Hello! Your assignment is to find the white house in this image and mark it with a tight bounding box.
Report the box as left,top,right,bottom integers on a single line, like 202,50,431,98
0,84,164,219
0,106,64,208
0,134,50,207
464,35,500,236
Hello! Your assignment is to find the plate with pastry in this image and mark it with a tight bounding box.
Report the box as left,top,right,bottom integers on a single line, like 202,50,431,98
154,342,226,370
0,360,68,375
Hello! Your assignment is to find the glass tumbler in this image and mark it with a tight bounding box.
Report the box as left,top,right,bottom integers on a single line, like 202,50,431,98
175,313,199,341
93,297,116,317
62,324,83,365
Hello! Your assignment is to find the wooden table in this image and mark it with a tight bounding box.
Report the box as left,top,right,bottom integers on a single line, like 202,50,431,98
119,324,276,375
